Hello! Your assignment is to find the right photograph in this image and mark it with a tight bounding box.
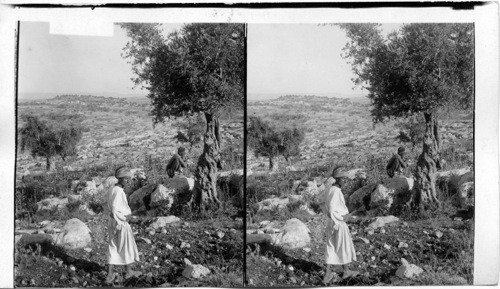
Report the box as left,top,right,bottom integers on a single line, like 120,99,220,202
246,23,474,286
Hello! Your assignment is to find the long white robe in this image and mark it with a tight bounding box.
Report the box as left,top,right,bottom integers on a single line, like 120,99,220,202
323,185,357,265
106,185,140,265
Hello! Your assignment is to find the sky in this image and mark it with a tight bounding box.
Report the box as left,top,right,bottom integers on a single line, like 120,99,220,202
248,23,401,99
18,22,183,98
19,22,401,100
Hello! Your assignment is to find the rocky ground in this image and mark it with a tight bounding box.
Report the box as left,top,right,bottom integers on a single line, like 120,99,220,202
246,213,472,287
16,214,243,287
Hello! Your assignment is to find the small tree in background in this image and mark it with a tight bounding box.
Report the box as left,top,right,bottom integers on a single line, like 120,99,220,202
248,116,305,172
19,115,83,171
395,115,425,150
121,23,244,210
337,23,473,209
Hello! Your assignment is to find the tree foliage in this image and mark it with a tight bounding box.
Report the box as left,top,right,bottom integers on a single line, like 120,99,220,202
338,23,474,122
19,114,83,170
248,116,305,170
120,23,245,122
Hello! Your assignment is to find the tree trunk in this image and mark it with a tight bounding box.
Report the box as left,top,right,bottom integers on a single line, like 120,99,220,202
269,156,278,172
190,112,222,210
413,111,442,209
46,156,54,171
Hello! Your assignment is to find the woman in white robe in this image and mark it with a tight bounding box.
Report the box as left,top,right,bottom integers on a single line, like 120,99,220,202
323,169,358,284
105,167,141,284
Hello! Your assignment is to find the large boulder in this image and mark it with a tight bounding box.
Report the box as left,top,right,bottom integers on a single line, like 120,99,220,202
370,177,414,210
452,181,474,208
149,216,180,230
128,176,193,212
348,184,376,211
74,180,98,196
436,168,472,194
128,184,157,212
36,197,68,213
273,218,311,249
55,218,91,250
150,185,174,209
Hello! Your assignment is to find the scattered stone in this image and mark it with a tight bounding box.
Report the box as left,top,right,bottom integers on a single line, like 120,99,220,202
165,243,173,250
139,237,152,245
180,242,191,249
396,258,423,279
434,231,443,239
287,265,295,272
149,216,180,229
303,247,311,253
367,216,399,230
367,229,375,235
161,228,167,234
358,237,370,244
148,230,156,236
371,256,376,261
84,247,92,253
379,228,386,234
290,277,297,284
398,242,408,248
182,264,210,279
216,231,225,239
383,243,391,250
278,274,285,281
71,277,79,284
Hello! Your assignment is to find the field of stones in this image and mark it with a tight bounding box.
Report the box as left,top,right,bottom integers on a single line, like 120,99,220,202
246,95,474,286
15,95,244,287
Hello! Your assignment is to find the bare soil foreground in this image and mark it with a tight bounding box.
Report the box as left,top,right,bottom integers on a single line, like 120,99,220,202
246,95,473,286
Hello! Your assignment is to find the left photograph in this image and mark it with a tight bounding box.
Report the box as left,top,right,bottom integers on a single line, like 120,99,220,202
14,22,244,287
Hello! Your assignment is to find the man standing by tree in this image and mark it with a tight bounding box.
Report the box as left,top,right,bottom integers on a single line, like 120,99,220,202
386,147,409,178
166,147,188,177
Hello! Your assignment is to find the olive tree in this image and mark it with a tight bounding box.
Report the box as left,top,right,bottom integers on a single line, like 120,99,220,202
337,23,473,208
19,115,83,171
248,116,305,172
120,23,244,210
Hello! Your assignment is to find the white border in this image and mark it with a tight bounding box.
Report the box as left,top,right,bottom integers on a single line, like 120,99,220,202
0,3,498,288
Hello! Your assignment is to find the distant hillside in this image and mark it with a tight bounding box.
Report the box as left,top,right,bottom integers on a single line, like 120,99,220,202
248,92,367,101
19,92,148,102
